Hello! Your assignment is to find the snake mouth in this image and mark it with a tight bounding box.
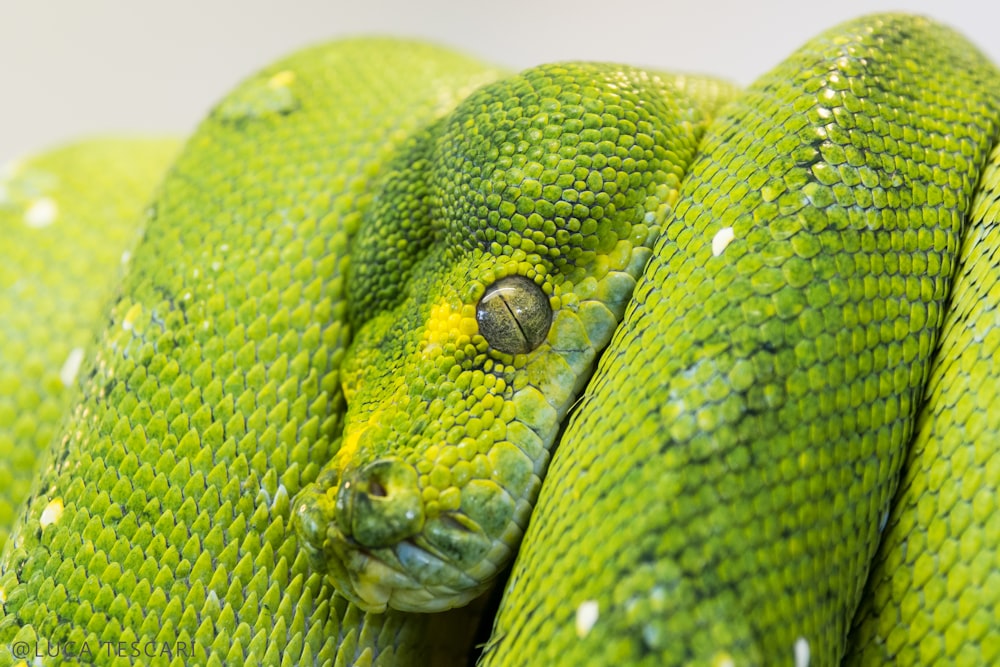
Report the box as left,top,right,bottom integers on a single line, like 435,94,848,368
323,520,502,612
293,467,520,613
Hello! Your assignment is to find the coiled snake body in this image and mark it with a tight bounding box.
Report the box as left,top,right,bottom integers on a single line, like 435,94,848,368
0,13,998,667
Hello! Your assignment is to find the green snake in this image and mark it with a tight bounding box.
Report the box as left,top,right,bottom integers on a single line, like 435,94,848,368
1,12,999,666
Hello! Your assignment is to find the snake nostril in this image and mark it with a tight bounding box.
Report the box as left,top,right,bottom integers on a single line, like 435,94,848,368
335,457,425,548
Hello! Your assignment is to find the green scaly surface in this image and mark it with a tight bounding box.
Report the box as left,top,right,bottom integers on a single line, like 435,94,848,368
844,137,1000,665
479,14,1000,667
293,63,739,613
0,139,180,551
0,40,504,665
3,12,1000,667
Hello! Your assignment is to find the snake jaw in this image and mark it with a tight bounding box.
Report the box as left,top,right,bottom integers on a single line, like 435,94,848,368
327,535,494,612
293,465,519,612
320,519,498,612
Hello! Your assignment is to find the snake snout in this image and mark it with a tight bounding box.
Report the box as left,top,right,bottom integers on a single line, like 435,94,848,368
334,457,425,548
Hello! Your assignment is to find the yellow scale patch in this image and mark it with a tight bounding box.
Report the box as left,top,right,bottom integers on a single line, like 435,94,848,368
421,299,479,355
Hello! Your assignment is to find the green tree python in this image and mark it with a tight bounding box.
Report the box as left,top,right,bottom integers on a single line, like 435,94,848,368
0,12,998,666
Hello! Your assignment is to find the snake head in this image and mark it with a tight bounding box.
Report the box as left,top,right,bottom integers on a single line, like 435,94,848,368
292,62,712,612
295,448,521,612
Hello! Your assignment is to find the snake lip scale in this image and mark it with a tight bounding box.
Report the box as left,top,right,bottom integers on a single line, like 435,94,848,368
324,521,491,613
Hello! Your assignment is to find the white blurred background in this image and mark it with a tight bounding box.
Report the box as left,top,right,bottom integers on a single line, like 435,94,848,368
1,0,997,163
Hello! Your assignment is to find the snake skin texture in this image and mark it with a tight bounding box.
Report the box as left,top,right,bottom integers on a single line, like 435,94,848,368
293,63,738,614
1,12,999,667
0,139,179,551
0,40,504,666
845,139,1000,666
480,14,1000,667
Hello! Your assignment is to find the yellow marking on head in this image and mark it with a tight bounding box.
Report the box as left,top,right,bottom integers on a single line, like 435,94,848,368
268,70,296,88
422,300,479,355
337,407,390,465
338,424,366,464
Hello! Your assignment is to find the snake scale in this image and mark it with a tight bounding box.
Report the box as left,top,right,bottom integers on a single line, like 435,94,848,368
1,12,998,666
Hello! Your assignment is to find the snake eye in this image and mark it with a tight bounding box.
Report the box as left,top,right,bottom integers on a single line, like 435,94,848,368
476,276,552,354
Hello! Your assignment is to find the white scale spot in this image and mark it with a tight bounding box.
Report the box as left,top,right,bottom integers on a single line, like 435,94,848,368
121,250,132,265
795,637,810,667
712,226,735,256
59,347,86,387
40,498,64,528
272,483,289,510
575,600,599,638
122,303,143,331
24,197,58,228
